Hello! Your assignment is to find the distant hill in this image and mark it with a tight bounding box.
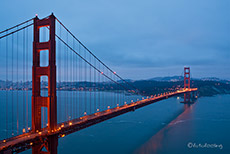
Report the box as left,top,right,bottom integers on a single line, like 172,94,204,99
149,76,183,82
117,79,134,83
131,79,230,97
200,77,229,83
148,76,229,83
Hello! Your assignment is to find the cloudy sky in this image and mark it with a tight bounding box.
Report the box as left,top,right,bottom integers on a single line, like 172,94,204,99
0,0,229,80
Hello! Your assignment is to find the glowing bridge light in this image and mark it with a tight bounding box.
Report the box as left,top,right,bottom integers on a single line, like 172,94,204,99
0,17,198,148
3,140,6,143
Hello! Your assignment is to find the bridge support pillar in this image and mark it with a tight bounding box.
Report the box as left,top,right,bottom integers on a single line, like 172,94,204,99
184,92,191,102
32,135,58,154
183,67,191,103
184,67,190,90
32,14,57,133
32,13,57,153
182,67,191,103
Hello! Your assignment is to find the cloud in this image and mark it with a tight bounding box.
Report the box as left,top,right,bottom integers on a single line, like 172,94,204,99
0,0,229,80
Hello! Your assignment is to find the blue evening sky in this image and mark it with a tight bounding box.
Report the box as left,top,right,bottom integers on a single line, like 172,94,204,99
0,0,229,80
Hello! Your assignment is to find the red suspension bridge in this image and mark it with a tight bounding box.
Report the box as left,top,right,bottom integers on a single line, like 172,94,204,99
0,14,197,154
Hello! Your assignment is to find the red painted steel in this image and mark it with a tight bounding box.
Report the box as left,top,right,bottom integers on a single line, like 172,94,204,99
0,12,199,153
184,67,190,89
0,89,197,153
184,67,191,102
32,13,57,154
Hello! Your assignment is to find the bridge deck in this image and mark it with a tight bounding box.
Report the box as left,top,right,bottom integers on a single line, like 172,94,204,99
0,88,197,152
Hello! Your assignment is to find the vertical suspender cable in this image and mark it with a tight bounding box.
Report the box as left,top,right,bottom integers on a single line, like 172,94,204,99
117,76,118,105
23,28,25,131
6,30,8,138
84,49,86,115
71,39,73,120
72,40,73,120
16,26,19,135
65,33,68,121
73,38,76,119
98,63,101,110
94,55,96,113
113,73,114,106
11,33,14,136
76,43,78,118
66,31,68,121
58,23,61,123
67,33,69,121
26,24,28,131
123,81,125,105
90,53,91,114
59,25,62,121
72,38,74,119
78,44,82,117
111,73,113,107
102,66,104,110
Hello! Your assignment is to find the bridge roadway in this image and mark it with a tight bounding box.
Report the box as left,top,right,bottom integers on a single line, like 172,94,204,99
0,88,197,153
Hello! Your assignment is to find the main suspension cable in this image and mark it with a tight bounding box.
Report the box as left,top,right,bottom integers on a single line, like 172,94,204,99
0,18,33,35
55,17,141,94
0,23,33,40
55,33,133,93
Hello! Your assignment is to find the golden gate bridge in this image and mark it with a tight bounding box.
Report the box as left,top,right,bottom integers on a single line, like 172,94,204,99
0,14,197,154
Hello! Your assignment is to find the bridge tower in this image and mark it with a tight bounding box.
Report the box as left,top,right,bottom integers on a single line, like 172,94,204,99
184,67,190,89
184,67,190,102
32,14,58,154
